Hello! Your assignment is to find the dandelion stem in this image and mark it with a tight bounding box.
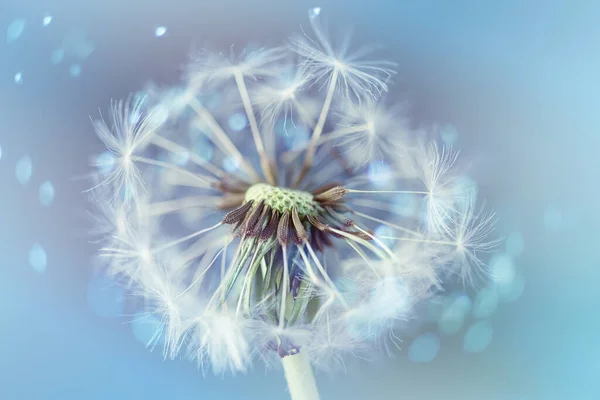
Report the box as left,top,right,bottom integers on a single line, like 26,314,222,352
281,352,320,400
295,69,339,186
234,71,277,185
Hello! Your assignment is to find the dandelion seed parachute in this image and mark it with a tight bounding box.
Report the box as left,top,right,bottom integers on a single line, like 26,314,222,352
89,11,498,400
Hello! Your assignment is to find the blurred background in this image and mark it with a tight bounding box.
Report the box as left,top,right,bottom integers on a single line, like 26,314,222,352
1,0,598,399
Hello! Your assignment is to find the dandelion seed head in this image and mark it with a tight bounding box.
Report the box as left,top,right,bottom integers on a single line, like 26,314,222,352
89,12,499,374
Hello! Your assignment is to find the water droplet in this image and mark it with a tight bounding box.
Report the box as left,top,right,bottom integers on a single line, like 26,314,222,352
473,287,499,319
50,49,65,64
154,26,167,37
505,231,524,257
228,112,248,132
87,275,125,317
309,7,321,19
43,14,53,27
7,19,26,43
408,332,440,363
463,320,493,353
544,206,563,232
69,64,82,77
15,155,32,184
29,243,47,273
39,180,55,206
14,72,23,84
132,313,165,346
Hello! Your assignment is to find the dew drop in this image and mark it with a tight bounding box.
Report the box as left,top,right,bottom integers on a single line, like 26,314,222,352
39,180,55,206
7,19,26,43
154,26,167,37
69,64,82,77
87,275,125,318
15,155,32,184
408,332,440,363
463,320,493,353
228,112,248,132
14,72,23,84
29,243,47,273
50,48,65,64
309,7,321,19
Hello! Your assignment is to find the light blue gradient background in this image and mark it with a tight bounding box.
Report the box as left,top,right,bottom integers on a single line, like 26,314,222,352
1,1,598,399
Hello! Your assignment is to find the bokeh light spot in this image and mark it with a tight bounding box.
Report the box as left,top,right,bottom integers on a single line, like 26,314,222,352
43,14,53,27
463,320,493,353
281,124,309,150
29,243,47,273
95,151,116,175
87,275,125,318
14,72,23,84
39,180,55,206
498,271,525,303
490,253,515,286
69,64,82,77
132,313,165,347
227,113,248,132
15,155,33,184
408,332,440,363
193,137,214,162
154,26,167,37
440,124,458,146
438,292,472,335
223,156,240,173
505,231,525,257
7,19,25,43
50,49,65,64
368,161,393,185
309,7,321,19
473,287,499,319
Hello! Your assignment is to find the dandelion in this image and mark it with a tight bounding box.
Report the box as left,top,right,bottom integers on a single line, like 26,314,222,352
89,10,499,400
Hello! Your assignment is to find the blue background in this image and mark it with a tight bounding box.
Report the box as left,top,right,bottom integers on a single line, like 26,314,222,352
1,0,598,399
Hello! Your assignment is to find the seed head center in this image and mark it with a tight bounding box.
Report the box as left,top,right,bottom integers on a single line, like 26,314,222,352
244,183,319,217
